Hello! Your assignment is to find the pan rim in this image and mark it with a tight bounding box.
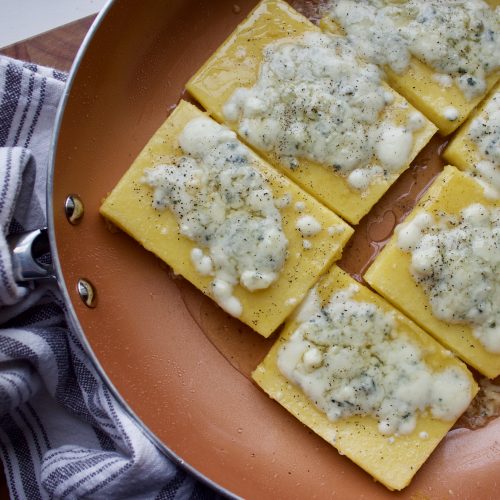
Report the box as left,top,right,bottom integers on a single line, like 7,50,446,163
46,2,235,497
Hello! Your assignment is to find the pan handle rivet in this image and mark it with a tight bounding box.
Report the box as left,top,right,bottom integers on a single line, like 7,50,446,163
65,195,84,224
77,278,97,308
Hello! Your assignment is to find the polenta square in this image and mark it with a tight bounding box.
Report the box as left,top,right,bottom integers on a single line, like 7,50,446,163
320,1,500,136
365,166,500,378
444,82,499,198
252,265,477,491
100,100,352,338
186,0,437,224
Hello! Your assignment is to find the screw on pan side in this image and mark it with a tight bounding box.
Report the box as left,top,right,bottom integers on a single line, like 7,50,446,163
77,278,97,308
65,195,84,224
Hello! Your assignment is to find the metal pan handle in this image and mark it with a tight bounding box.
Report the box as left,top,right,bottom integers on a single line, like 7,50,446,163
7,228,55,283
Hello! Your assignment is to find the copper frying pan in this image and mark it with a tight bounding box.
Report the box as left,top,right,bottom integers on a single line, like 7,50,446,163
42,0,500,498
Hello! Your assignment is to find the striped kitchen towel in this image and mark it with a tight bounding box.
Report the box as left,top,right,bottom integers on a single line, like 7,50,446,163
0,56,218,499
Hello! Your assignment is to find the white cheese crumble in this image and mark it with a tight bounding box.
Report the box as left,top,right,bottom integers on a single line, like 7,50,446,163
408,111,425,132
432,73,453,88
142,117,288,317
383,91,395,105
296,215,322,237
191,248,213,275
278,285,472,435
468,90,500,198
470,91,500,165
325,0,500,100
347,165,384,191
443,106,459,122
397,204,500,352
473,162,500,200
327,225,345,236
275,193,291,209
294,201,306,212
374,126,413,169
223,32,418,191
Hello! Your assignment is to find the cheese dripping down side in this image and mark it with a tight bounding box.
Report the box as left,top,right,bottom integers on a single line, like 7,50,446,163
223,32,422,192
278,285,472,435
397,204,500,352
142,117,288,317
324,0,500,100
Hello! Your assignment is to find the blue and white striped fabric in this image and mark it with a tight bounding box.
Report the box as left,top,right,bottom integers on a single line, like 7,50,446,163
0,56,217,499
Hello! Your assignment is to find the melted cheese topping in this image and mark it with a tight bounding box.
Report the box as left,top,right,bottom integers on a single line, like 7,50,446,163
142,117,288,317
223,32,421,191
296,215,322,236
325,0,500,100
469,90,500,198
397,204,500,352
277,286,472,435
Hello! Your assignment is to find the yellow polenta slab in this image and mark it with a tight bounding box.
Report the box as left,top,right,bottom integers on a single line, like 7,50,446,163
444,82,500,171
365,165,500,378
186,0,437,225
100,100,353,338
252,265,477,491
320,12,500,136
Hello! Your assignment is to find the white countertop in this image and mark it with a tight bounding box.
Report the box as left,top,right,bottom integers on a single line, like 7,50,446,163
0,0,108,49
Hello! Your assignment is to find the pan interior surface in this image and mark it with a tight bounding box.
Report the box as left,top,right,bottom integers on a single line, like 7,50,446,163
51,0,500,498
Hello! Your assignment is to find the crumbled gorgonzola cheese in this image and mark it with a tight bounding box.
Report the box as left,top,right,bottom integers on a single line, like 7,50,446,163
468,90,500,198
325,0,500,100
142,117,288,317
443,106,459,122
296,215,322,237
397,204,500,352
223,32,419,191
278,285,471,435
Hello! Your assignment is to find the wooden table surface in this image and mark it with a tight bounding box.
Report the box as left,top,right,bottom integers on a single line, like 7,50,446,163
1,15,96,72
0,15,97,499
